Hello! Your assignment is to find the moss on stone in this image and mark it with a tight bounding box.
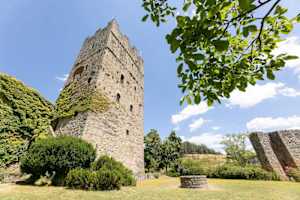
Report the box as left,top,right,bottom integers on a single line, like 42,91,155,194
55,81,111,119
0,73,54,167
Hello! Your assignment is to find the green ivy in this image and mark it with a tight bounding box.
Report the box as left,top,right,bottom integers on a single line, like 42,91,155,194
55,82,111,120
0,73,54,167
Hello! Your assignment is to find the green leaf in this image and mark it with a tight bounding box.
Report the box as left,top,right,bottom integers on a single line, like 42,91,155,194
170,39,180,53
213,40,229,52
247,25,257,32
242,27,249,37
297,14,300,22
194,53,205,61
238,0,250,11
186,95,192,104
267,70,275,80
283,55,299,60
275,5,288,15
142,15,149,22
183,1,191,12
176,16,186,27
207,99,213,107
194,93,201,104
177,63,183,75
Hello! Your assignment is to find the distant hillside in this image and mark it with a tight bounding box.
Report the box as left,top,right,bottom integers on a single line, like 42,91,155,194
183,154,226,169
181,141,220,155
0,73,54,167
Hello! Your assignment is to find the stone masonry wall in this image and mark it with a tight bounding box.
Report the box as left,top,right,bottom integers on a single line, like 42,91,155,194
277,130,300,168
55,20,144,176
250,130,300,180
249,132,288,180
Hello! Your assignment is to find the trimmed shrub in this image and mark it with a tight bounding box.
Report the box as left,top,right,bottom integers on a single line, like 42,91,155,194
65,168,91,190
94,168,121,190
65,168,121,191
287,168,300,182
213,164,280,180
20,136,96,185
92,156,136,186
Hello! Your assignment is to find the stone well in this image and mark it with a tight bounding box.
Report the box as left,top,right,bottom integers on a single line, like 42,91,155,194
180,175,208,188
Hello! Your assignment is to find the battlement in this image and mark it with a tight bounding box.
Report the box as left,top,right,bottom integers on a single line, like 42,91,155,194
106,20,144,69
74,20,144,77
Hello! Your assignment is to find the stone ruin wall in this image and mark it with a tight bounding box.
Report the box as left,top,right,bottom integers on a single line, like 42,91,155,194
250,130,300,180
54,20,144,176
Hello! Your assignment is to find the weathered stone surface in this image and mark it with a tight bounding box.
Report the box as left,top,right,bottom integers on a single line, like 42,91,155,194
180,175,208,188
249,130,300,180
54,20,144,176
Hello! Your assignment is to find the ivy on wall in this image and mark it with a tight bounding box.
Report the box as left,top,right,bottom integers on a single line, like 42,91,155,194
0,73,54,167
0,73,114,167
55,81,111,120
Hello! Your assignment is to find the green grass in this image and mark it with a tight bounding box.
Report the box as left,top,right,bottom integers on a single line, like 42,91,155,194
1,176,300,200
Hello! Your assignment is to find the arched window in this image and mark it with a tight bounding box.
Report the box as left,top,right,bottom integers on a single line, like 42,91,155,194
116,93,121,103
88,77,92,84
126,130,129,136
73,66,84,80
130,105,133,112
120,74,124,84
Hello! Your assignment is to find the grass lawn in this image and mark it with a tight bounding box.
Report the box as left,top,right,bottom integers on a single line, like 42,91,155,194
1,176,300,200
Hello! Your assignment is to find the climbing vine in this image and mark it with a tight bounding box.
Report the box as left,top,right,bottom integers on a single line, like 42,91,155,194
55,81,111,120
0,73,54,167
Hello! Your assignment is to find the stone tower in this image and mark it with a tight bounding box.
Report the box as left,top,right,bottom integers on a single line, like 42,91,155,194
53,20,144,176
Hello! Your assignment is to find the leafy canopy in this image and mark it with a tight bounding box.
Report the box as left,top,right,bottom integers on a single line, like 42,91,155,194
161,131,182,170
142,0,300,106
144,129,163,172
221,133,256,166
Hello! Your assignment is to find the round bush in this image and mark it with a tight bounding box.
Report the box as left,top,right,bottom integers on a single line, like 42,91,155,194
20,136,96,185
65,168,121,191
92,156,136,186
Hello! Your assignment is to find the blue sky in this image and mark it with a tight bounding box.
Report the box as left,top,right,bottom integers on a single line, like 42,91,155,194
1,0,300,151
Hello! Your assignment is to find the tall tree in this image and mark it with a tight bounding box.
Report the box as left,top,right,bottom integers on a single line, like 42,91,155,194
142,0,300,106
144,129,162,172
161,131,182,171
221,133,256,166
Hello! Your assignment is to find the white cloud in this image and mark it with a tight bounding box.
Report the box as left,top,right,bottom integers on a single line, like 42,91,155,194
189,118,208,132
227,82,300,108
247,115,300,131
55,74,69,82
181,133,225,153
212,126,221,131
171,102,212,124
278,87,300,97
273,36,300,75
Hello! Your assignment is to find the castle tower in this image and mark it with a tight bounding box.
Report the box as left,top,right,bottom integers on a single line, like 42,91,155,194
54,20,144,176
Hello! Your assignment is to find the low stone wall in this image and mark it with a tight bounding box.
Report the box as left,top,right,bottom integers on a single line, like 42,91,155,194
180,175,208,188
